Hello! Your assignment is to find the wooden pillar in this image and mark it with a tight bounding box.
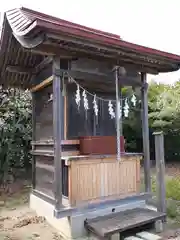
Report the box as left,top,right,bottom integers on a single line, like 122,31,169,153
63,60,69,140
115,66,121,161
119,86,123,136
141,72,151,193
53,57,62,210
31,91,36,189
153,131,166,214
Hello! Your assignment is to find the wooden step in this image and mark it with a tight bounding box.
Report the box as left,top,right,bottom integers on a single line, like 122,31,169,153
84,208,166,238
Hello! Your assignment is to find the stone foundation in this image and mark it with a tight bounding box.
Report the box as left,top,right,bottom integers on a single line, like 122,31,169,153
30,193,146,239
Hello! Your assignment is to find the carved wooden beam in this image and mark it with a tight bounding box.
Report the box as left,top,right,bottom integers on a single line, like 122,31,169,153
71,80,115,93
30,76,53,92
68,45,160,74
30,65,142,93
45,38,163,72
22,42,159,74
47,33,180,67
23,47,53,56
67,69,142,86
6,65,34,74
6,57,52,75
23,44,77,59
49,44,160,74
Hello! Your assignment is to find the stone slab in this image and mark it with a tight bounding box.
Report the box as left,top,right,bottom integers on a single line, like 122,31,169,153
124,237,141,240
30,193,146,239
111,233,120,240
136,231,162,240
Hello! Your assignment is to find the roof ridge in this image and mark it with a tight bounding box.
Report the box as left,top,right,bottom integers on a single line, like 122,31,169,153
20,7,121,40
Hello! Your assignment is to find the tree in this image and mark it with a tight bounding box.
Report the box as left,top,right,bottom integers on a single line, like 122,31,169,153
148,81,180,130
122,80,180,161
148,81,180,161
122,87,142,152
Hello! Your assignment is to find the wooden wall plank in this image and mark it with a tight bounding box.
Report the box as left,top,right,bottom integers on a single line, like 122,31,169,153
69,156,141,206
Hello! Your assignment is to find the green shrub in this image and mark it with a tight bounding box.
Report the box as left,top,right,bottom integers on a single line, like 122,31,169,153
0,89,32,185
151,177,180,219
167,203,178,219
151,177,180,201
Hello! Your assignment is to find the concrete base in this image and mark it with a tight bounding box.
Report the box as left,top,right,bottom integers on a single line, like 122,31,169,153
30,193,146,239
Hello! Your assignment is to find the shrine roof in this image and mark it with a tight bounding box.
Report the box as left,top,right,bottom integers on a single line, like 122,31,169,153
0,7,180,88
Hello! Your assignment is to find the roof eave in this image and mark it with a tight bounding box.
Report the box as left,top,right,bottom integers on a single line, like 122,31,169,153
35,18,180,63
5,8,180,65
3,7,180,76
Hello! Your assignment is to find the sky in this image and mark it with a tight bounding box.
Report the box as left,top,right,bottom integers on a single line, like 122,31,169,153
1,0,180,84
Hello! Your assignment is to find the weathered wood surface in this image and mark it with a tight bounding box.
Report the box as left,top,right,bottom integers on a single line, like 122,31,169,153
35,155,54,198
35,84,53,141
31,139,80,156
71,58,113,75
35,155,69,197
154,131,166,214
71,59,141,84
69,155,141,205
85,208,166,238
141,73,151,193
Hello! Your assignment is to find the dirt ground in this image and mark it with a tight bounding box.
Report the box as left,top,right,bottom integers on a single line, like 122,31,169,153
0,207,63,240
0,184,62,240
0,202,180,240
0,163,180,240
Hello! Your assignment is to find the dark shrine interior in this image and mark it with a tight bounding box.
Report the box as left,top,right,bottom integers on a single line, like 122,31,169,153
35,58,140,141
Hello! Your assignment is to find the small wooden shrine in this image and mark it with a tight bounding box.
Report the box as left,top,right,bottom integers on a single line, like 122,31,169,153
1,7,180,239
